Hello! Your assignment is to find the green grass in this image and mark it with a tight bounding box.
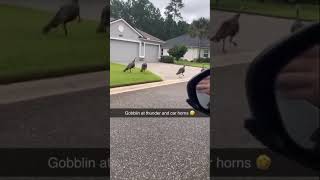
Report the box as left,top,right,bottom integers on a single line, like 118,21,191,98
0,5,108,84
110,63,162,88
174,60,210,68
211,0,319,21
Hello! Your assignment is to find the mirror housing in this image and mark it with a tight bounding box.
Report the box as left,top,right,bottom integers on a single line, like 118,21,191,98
245,23,320,170
187,69,210,116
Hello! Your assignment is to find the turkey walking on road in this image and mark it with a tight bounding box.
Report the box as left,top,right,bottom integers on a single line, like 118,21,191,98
176,65,186,78
123,58,136,72
42,0,80,36
291,5,304,33
211,13,240,53
141,63,147,72
96,5,109,33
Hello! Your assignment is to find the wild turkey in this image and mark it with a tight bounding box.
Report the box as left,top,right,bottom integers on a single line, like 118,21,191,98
211,13,240,53
291,5,304,33
123,58,136,72
96,5,109,33
176,65,186,77
140,62,147,72
42,0,80,36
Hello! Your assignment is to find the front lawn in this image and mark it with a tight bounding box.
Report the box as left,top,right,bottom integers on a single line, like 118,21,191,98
110,63,162,88
0,5,108,84
211,0,319,21
174,60,210,68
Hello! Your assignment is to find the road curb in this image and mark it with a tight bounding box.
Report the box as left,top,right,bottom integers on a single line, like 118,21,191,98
110,79,189,95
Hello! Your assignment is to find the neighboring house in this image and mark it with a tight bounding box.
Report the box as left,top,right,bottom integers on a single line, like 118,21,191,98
110,18,164,63
162,34,210,61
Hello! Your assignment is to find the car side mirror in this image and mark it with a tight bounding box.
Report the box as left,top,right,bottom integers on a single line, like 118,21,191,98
187,69,210,115
246,23,320,170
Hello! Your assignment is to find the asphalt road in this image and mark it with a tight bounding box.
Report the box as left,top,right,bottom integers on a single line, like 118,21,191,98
211,63,259,148
0,87,108,147
0,87,109,179
110,83,210,179
111,82,192,109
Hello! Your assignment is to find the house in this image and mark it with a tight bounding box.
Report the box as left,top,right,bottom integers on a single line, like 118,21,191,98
110,18,164,63
162,34,210,61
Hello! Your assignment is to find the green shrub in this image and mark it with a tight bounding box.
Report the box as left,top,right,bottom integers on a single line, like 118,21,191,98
160,56,174,63
195,58,211,63
168,45,188,60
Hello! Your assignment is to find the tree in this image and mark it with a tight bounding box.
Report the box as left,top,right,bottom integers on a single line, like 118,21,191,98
176,21,190,36
110,0,125,19
168,45,188,60
188,18,209,60
111,0,165,38
165,0,184,22
110,0,189,40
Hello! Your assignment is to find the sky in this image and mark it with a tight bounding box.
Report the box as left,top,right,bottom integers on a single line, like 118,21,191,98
149,0,210,23
146,0,210,23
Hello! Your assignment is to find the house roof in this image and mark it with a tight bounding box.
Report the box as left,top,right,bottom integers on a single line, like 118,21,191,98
163,34,210,49
136,29,164,43
110,17,164,43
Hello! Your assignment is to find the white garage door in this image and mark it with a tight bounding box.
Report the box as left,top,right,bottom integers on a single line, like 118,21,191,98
145,44,159,62
110,40,139,63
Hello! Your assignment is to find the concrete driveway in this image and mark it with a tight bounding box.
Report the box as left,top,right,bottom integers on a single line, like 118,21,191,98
135,62,205,81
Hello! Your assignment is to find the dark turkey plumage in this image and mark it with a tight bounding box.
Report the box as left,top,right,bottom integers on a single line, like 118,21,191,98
141,62,147,72
176,65,186,77
42,0,80,36
211,13,240,53
123,58,136,72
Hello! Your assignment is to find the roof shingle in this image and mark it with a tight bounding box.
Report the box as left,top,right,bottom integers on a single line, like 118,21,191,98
163,34,210,49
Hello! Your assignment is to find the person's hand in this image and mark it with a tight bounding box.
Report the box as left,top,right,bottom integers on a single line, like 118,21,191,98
277,46,320,108
196,76,210,95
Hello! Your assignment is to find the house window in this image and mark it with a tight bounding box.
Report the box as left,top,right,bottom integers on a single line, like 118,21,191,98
161,49,163,56
203,49,209,58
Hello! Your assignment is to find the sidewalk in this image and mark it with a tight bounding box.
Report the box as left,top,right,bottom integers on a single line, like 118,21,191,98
0,71,108,104
110,78,189,95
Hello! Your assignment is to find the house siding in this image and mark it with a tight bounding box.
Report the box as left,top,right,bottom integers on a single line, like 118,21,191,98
110,21,140,41
145,44,160,62
110,39,139,62
162,47,210,61
184,48,199,60
110,19,162,63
